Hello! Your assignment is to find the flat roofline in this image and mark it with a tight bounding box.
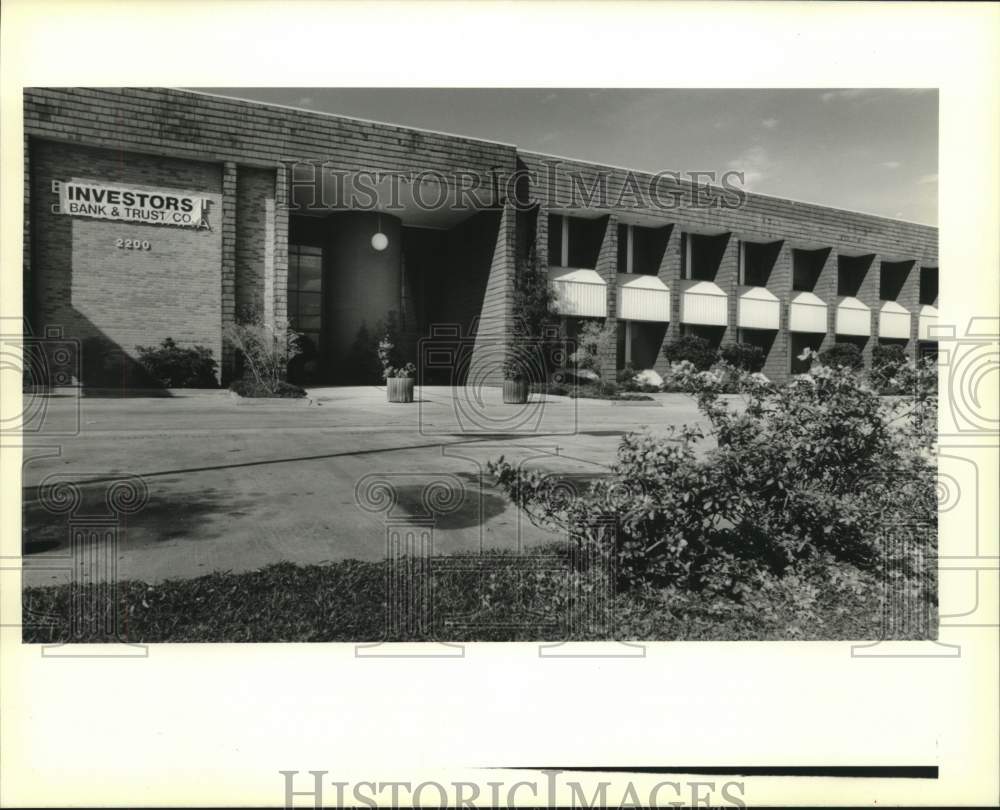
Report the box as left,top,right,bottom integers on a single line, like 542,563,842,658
157,89,934,231
521,148,938,230
177,88,520,150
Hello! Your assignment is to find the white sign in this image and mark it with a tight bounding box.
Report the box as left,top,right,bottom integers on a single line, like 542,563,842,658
57,180,209,228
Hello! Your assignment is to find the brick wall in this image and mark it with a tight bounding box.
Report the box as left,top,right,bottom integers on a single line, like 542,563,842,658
519,152,938,264
30,139,223,385
24,89,939,389
469,204,516,387
594,214,618,379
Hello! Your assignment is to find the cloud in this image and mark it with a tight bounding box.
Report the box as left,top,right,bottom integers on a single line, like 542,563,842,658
881,161,902,169
918,173,938,185
727,145,771,189
297,96,313,107
761,118,778,129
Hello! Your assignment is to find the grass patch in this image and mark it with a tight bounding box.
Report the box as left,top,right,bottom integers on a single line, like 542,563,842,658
22,547,928,643
531,382,654,402
228,379,307,398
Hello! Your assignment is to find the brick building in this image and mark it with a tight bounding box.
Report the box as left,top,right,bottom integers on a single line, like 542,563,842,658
23,88,939,386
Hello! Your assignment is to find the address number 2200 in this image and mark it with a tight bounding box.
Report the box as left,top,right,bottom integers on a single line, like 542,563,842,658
116,238,151,250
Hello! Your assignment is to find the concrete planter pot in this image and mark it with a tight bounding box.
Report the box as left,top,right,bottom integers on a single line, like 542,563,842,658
502,379,529,404
386,377,415,403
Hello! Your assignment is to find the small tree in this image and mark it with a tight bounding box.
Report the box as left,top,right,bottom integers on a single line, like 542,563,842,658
507,248,558,382
569,320,615,379
224,305,302,393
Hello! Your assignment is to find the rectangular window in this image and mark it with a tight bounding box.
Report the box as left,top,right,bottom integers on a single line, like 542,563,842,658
837,254,870,298
741,240,781,287
792,248,827,292
880,260,913,301
287,244,323,355
919,266,938,306
547,214,563,266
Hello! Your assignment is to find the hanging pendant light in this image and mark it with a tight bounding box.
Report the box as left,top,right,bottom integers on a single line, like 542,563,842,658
371,212,388,252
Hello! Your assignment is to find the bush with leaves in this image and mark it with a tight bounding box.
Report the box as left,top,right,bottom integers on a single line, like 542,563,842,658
135,337,218,388
719,341,766,373
489,352,937,618
661,334,717,371
870,343,909,393
819,341,864,370
223,306,302,394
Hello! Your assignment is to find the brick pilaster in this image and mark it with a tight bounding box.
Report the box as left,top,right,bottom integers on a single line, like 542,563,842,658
469,201,516,386
595,213,619,379
858,254,879,370
220,160,237,382
762,240,792,382
273,162,289,331
898,260,920,357
719,232,740,346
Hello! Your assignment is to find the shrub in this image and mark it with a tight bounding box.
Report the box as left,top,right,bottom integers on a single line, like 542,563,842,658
568,320,615,378
617,363,639,391
871,343,908,393
229,379,306,398
489,354,936,616
819,341,863,370
377,325,416,380
224,306,302,394
662,335,717,371
719,342,766,373
135,338,218,388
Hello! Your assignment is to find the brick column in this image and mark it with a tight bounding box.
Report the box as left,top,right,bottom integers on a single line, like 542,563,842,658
899,259,920,358
469,201,517,387
653,223,685,374
534,203,549,269
653,224,679,378
817,248,838,356
23,138,33,331
594,213,619,379
763,240,792,383
718,232,740,347
273,162,289,331
858,253,880,371
220,161,237,382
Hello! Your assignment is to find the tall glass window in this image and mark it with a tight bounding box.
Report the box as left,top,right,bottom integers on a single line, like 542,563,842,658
287,245,323,358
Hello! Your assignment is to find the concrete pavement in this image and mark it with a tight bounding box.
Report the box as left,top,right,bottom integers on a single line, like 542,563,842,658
20,385,711,585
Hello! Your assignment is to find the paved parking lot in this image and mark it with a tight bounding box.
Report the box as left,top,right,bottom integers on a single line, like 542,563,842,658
20,386,711,585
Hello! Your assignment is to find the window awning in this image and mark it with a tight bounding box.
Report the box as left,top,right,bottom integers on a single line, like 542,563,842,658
836,296,871,336
878,300,911,340
737,286,780,330
789,291,827,334
616,274,670,322
548,267,607,318
681,281,727,326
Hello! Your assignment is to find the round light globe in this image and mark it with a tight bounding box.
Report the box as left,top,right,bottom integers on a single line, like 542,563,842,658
371,232,389,252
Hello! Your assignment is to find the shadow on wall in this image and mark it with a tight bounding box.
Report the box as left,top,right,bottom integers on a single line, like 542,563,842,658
22,310,177,395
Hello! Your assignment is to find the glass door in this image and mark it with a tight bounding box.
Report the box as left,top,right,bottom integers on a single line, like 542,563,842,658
287,244,323,383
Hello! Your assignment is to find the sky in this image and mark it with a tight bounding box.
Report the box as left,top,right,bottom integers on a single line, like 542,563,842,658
200,88,938,225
